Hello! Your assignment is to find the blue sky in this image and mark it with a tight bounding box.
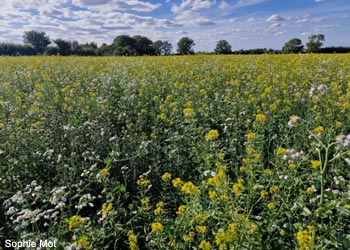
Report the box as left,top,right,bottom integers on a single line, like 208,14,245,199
1,0,349,51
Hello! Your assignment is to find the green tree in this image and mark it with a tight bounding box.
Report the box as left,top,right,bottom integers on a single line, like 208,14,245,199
54,39,72,55
177,37,195,55
23,30,51,54
113,35,137,56
133,35,155,55
152,40,172,55
214,40,232,54
306,34,325,53
282,38,303,53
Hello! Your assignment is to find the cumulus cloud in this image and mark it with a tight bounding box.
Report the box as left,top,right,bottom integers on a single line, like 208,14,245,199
72,0,161,12
236,0,267,7
267,14,285,22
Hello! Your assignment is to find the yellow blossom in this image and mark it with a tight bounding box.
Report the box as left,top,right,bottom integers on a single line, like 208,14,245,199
181,181,200,195
232,178,245,197
151,222,163,233
246,132,256,140
172,178,183,188
276,147,286,155
199,240,211,250
161,172,172,181
313,126,324,134
205,129,220,141
183,107,195,116
68,215,84,230
255,114,267,122
311,160,322,169
176,205,186,216
183,231,195,242
260,190,269,199
101,203,113,215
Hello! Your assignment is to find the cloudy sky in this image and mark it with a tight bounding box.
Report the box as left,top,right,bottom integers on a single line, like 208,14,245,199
1,0,349,51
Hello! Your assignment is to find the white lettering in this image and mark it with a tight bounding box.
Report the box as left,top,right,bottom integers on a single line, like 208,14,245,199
4,240,36,248
40,240,57,248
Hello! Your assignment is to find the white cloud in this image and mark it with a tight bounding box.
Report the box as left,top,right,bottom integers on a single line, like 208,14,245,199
267,14,285,23
236,0,267,7
72,0,161,12
248,17,258,22
219,0,229,10
315,0,327,2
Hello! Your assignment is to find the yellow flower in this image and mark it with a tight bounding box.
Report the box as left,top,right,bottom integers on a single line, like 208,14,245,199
288,163,297,169
205,129,220,141
276,147,286,155
296,226,314,250
311,160,322,169
176,205,186,216
137,178,151,186
267,202,276,210
255,114,267,122
306,187,314,195
269,185,279,194
154,201,164,215
128,230,138,250
181,181,200,195
246,132,256,140
151,222,163,233
183,107,195,116
215,231,226,246
232,179,245,197
172,178,183,188
199,240,211,250
161,172,172,181
313,126,324,134
196,225,208,233
101,203,113,215
0,123,4,130
99,168,109,177
77,235,90,249
195,214,208,224
183,231,195,242
260,190,269,199
68,215,84,230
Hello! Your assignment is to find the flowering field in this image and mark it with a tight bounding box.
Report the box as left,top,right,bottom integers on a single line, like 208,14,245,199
1,54,350,249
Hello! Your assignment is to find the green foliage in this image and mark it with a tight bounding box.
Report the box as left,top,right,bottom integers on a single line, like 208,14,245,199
214,40,232,54
177,37,195,55
1,55,350,249
306,34,325,53
282,38,303,53
23,30,51,54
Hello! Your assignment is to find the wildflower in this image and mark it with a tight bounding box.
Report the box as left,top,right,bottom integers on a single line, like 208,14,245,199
276,147,287,155
172,178,183,188
183,231,195,242
195,214,208,224
176,205,186,216
0,123,4,130
306,187,315,195
196,225,208,233
218,152,225,160
215,231,226,247
137,178,151,186
199,240,211,250
181,181,200,195
100,168,109,177
183,108,195,116
161,172,172,181
267,202,276,210
151,222,163,233
313,126,324,135
246,132,256,140
288,163,297,169
255,114,267,122
311,160,322,169
128,230,138,250
288,115,301,128
141,197,150,206
101,203,112,215
264,169,273,174
205,129,220,141
269,185,279,194
68,215,84,230
154,201,164,215
260,190,269,199
232,178,245,197
77,235,90,249
295,226,314,250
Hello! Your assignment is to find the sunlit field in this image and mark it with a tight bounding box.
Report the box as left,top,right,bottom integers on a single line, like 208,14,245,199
1,54,350,249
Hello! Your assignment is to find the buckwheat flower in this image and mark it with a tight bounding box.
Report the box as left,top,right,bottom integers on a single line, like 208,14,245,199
260,190,269,199
176,205,186,216
196,225,208,234
77,235,90,249
267,202,276,210
151,222,163,233
246,132,256,140
205,129,220,141
183,231,195,242
296,226,314,250
288,115,301,128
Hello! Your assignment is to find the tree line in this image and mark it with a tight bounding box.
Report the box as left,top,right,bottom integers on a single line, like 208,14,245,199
1,30,349,56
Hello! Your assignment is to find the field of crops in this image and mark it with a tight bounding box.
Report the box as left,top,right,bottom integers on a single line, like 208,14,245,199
1,54,350,249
